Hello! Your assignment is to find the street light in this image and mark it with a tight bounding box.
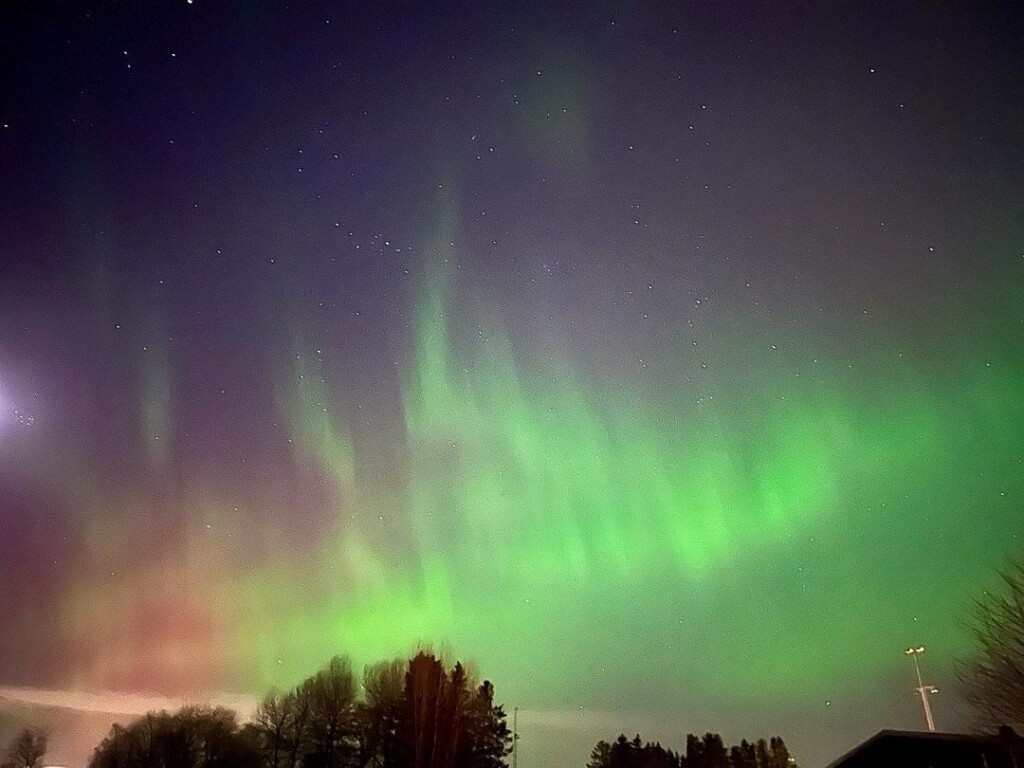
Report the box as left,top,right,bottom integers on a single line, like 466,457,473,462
905,646,938,732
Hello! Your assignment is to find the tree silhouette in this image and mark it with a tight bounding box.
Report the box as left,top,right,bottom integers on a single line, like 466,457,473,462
397,652,511,768
1,728,47,768
685,734,702,768
960,558,1024,729
358,659,406,768
768,737,792,768
402,652,446,768
247,652,512,768
701,733,729,768
587,740,613,768
459,680,512,768
754,740,772,768
253,690,293,768
584,734,680,768
89,706,259,768
307,656,359,768
86,651,511,768
737,739,758,768
611,735,634,768
286,681,315,768
589,731,794,768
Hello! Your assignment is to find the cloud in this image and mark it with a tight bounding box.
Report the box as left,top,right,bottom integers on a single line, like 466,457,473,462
0,687,258,719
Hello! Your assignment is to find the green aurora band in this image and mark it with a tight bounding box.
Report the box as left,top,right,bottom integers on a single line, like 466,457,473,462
230,210,1024,712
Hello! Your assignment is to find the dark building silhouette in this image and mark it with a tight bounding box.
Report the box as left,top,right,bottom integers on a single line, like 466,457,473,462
826,728,1024,768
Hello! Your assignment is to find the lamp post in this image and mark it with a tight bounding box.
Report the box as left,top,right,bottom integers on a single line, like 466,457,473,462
905,646,938,732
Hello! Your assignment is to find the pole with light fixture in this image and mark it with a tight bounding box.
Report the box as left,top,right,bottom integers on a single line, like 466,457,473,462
905,646,938,732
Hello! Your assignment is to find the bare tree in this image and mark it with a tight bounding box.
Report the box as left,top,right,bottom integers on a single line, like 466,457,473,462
1,728,47,768
254,690,293,768
285,685,314,768
308,656,358,768
960,558,1024,729
360,659,407,768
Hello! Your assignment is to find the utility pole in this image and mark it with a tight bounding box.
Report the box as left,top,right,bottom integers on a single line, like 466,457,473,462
905,646,938,731
512,706,519,768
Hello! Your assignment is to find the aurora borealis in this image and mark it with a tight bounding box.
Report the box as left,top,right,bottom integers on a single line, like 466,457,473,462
2,2,1024,766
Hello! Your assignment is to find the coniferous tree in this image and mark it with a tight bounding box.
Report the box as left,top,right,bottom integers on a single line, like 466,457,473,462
685,735,703,768
700,734,728,768
638,741,680,768
735,739,756,768
591,732,793,768
586,735,681,768
609,735,634,768
461,680,512,768
588,740,613,768
626,735,644,768
402,652,448,768
768,737,792,768
752,739,770,768
392,652,511,768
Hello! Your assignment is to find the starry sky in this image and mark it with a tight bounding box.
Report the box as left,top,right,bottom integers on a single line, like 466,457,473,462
1,2,1023,766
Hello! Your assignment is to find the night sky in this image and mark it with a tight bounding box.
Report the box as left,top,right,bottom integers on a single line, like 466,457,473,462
2,2,1024,766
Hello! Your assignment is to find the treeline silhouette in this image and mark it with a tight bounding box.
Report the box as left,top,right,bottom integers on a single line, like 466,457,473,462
588,733,795,768
88,652,511,768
